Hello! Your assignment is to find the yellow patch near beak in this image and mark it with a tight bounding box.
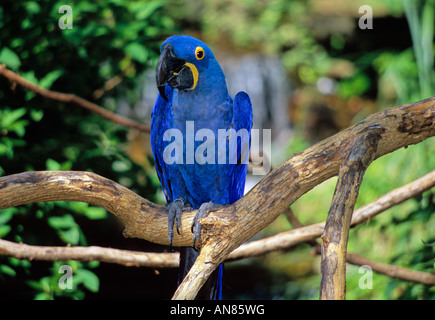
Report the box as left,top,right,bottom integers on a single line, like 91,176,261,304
183,62,199,90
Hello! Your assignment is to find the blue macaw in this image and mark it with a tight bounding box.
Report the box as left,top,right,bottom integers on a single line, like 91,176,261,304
151,35,252,299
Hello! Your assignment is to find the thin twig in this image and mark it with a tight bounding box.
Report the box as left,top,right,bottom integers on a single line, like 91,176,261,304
285,207,435,288
0,65,150,133
346,252,435,286
0,239,178,268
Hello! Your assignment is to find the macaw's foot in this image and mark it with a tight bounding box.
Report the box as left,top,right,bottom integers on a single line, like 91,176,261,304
191,202,227,248
166,197,193,249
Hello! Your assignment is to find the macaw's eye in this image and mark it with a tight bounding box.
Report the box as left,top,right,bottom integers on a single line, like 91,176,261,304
195,47,205,60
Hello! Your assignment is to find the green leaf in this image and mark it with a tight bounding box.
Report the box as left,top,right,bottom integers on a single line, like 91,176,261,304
0,209,14,224
68,202,90,213
0,138,12,158
0,108,27,129
124,42,148,63
84,207,107,220
39,70,63,89
21,71,38,84
48,217,83,246
0,225,11,237
134,1,163,20
0,47,21,69
20,71,38,100
34,292,53,300
46,158,62,171
47,214,76,229
87,261,100,269
25,1,41,15
112,159,131,172
7,120,28,137
27,279,43,291
0,264,16,277
30,109,44,122
58,227,80,245
76,269,99,293
9,257,31,268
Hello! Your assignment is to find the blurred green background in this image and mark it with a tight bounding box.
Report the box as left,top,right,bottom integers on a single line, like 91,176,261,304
0,0,434,300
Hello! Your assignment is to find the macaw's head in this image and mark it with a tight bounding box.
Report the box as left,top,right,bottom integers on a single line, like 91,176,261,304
156,35,226,101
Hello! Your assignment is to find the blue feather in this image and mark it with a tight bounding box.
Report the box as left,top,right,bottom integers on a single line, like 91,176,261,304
151,35,253,299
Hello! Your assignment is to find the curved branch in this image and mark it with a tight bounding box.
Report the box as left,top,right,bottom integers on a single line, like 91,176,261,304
284,208,435,288
320,130,380,300
0,170,433,284
172,96,434,299
0,65,150,133
0,170,179,246
228,169,435,260
0,96,434,299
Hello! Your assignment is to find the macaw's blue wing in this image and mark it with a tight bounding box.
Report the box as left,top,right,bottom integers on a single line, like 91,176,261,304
151,35,254,300
151,84,189,203
229,91,253,203
191,91,251,300
151,86,172,202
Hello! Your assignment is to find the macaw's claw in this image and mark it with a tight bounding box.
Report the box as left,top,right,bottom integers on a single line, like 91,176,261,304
191,202,227,248
166,197,192,250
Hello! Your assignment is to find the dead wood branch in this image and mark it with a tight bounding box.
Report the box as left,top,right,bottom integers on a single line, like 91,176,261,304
320,130,381,299
172,96,434,299
3,170,434,284
285,203,435,288
0,239,178,268
0,65,150,133
346,253,435,286
0,170,173,245
0,96,434,299
228,170,435,261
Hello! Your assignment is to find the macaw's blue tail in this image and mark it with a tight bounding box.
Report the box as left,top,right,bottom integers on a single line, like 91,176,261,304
178,247,223,300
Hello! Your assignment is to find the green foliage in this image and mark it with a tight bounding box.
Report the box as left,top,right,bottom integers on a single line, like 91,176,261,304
0,108,31,173
0,0,174,299
164,0,334,86
0,0,433,300
352,0,434,104
337,73,371,99
402,0,435,100
262,0,434,300
349,4,435,300
28,261,100,300
0,48,21,70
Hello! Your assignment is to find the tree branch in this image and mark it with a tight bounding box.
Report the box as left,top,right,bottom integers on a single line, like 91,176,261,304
0,239,178,268
0,170,177,246
230,169,435,261
346,252,435,286
0,65,150,133
320,130,381,299
0,96,433,299
0,170,433,285
283,203,435,288
172,96,434,299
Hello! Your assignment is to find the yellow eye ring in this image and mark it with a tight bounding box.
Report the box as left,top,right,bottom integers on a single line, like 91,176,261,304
195,47,205,60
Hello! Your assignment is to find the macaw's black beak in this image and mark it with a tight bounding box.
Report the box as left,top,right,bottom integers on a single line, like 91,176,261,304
156,44,195,101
